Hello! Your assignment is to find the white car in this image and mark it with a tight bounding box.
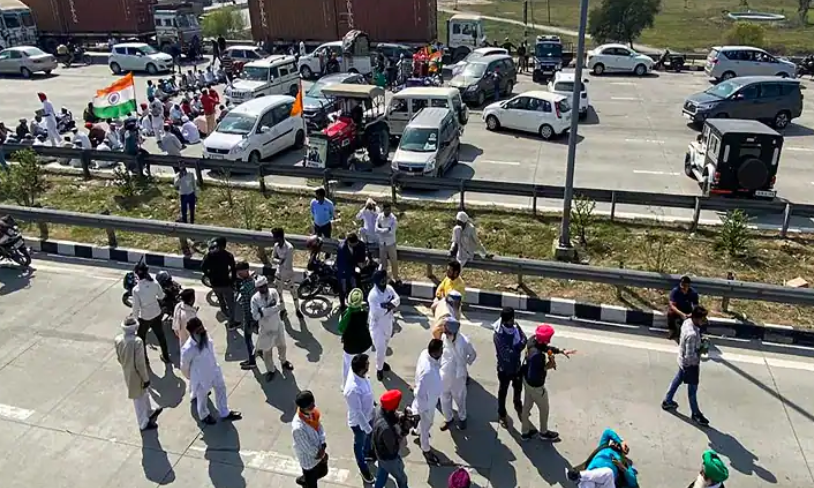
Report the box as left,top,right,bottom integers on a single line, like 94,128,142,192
450,47,508,77
482,91,571,140
109,42,173,75
297,41,343,78
224,55,300,105
705,46,796,81
587,43,654,76
548,72,590,120
202,95,305,164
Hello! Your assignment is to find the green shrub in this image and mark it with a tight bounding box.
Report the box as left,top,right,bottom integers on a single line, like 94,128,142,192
0,149,48,207
724,22,765,47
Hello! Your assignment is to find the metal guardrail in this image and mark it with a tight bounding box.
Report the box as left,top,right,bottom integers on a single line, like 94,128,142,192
5,144,814,236
3,204,814,307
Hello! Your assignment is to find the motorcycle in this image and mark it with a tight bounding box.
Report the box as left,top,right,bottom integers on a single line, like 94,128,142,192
297,258,378,300
57,48,91,68
654,49,685,72
0,216,32,267
797,55,814,78
122,267,182,318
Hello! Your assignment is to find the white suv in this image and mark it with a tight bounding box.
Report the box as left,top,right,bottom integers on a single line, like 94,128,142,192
587,43,654,76
109,43,173,75
202,95,305,164
548,72,590,120
705,46,796,81
224,55,300,105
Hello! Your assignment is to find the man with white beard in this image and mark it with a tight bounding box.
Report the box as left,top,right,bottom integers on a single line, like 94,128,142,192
410,338,444,465
439,318,477,431
689,450,728,488
180,317,242,424
367,270,400,382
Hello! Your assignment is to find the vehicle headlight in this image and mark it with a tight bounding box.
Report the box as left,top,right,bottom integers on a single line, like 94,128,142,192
230,141,249,153
466,85,478,92
426,158,436,170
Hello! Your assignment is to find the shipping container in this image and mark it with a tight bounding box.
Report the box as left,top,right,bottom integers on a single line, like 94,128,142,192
248,0,436,45
21,0,156,36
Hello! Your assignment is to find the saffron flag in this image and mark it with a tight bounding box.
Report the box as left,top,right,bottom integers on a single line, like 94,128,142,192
290,80,303,116
92,73,137,118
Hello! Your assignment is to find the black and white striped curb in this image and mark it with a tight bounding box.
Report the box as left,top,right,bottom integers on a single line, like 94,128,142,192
26,238,814,347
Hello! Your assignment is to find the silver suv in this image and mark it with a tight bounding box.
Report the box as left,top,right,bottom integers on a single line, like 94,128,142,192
705,46,796,82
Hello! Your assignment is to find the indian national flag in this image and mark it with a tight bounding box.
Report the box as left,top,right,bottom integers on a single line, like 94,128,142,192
93,73,137,118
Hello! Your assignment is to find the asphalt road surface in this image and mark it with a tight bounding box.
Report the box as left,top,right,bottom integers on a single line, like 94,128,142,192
0,257,813,487
2,62,814,228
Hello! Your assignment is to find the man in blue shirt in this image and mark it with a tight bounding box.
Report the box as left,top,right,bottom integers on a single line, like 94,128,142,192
310,188,335,239
567,428,639,487
668,275,700,340
336,233,367,310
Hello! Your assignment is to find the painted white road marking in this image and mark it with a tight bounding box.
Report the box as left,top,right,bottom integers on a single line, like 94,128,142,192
0,403,35,421
478,159,521,166
632,170,680,176
611,97,641,101
786,146,814,153
610,82,635,86
625,138,665,144
187,446,349,482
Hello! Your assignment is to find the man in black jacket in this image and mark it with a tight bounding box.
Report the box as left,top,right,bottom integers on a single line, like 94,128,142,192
202,237,238,328
372,390,409,488
493,307,527,428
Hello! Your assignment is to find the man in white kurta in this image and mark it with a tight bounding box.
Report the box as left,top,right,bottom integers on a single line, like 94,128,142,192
180,318,242,424
251,275,294,380
37,92,60,146
367,270,401,381
410,339,444,465
439,318,477,431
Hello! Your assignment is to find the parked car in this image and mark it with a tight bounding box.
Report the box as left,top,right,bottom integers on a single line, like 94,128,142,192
448,53,517,106
298,34,373,78
222,45,269,72
375,43,414,64
303,71,366,130
386,87,468,137
682,76,803,129
0,46,57,77
391,107,460,177
109,42,173,75
449,46,508,78
202,95,305,164
482,91,571,140
548,71,590,120
224,55,300,105
587,43,654,76
705,46,796,82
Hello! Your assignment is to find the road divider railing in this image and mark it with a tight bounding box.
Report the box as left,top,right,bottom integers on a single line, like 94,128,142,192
4,204,814,309
5,144,814,236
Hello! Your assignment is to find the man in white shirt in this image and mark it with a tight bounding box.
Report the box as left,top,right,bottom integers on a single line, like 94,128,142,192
271,227,304,319
162,127,184,157
180,317,242,424
173,166,197,223
367,270,400,381
411,338,444,465
343,353,375,484
251,275,294,381
37,92,60,146
439,318,477,431
171,288,197,349
148,96,165,138
292,390,329,488
181,116,201,144
449,211,491,269
356,198,378,244
71,127,92,149
375,202,400,284
131,263,170,365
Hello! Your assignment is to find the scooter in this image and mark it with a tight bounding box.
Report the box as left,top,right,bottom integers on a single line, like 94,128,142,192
0,216,32,267
654,49,685,72
796,55,814,78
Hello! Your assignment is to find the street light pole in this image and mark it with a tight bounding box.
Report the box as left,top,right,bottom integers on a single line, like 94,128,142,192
555,0,589,260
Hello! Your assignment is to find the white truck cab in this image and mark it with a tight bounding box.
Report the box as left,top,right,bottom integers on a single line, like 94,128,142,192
225,54,300,105
446,14,486,62
0,0,37,50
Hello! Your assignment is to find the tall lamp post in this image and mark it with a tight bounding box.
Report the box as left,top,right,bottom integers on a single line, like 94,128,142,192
554,0,589,261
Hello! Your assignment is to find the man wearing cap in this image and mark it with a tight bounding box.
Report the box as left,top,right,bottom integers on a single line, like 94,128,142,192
37,93,60,146
449,212,490,269
339,288,373,387
411,338,444,465
343,353,376,484
115,316,163,431
251,275,294,381
431,290,462,340
439,318,477,431
493,307,527,428
691,450,728,488
372,389,409,488
235,261,257,370
368,270,401,381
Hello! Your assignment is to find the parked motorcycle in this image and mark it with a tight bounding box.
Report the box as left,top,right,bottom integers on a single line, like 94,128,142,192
122,267,182,317
654,49,685,72
297,259,378,300
797,55,814,77
57,48,91,68
0,216,32,267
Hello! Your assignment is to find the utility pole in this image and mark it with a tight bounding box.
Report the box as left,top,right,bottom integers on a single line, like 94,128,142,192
555,0,589,261
547,0,551,25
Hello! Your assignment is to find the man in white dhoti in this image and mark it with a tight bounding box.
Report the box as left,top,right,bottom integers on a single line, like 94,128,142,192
251,275,294,381
114,316,163,431
439,318,477,431
410,338,444,465
367,270,400,382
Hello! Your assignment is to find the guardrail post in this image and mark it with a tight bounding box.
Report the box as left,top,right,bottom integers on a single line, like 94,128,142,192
323,170,331,199
690,197,701,232
616,261,624,299
37,220,49,240
532,186,538,216
194,160,205,189
721,271,734,312
80,151,92,179
100,210,117,247
178,221,191,257
781,203,792,238
390,175,398,206
425,240,433,278
458,180,466,211
257,165,267,196
610,191,617,222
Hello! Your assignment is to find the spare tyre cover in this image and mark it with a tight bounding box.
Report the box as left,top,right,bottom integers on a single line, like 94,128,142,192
737,157,769,190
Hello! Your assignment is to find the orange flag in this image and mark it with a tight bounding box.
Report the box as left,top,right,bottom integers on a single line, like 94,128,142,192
290,80,303,116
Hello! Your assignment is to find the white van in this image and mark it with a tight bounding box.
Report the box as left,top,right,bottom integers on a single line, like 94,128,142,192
202,95,305,165
224,54,300,105
387,87,469,137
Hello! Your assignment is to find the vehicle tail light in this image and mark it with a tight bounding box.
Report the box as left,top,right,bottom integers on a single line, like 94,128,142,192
770,175,776,187
713,171,720,183
711,58,718,64
555,102,561,118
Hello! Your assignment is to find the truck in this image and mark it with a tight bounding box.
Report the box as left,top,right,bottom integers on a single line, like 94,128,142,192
531,35,575,83
444,13,485,63
0,0,37,49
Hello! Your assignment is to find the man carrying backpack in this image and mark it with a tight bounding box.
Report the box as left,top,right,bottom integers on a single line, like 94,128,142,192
566,428,639,488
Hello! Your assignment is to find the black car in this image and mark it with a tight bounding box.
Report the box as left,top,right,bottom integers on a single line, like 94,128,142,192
532,35,564,82
375,43,415,64
449,54,518,106
303,72,366,130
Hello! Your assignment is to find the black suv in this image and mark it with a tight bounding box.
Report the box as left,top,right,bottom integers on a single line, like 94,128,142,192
532,35,564,82
449,54,518,106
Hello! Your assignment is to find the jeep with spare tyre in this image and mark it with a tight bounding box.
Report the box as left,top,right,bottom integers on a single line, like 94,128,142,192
684,118,781,199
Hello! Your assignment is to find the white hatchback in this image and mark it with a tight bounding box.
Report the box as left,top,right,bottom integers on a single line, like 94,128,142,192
202,95,305,164
482,91,571,140
109,43,173,75
587,43,654,76
548,72,590,119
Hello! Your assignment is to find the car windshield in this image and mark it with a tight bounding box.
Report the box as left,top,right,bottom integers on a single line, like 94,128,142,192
21,47,46,57
400,127,439,152
139,45,159,55
242,66,270,81
536,43,563,58
462,62,486,77
216,112,256,135
307,79,341,99
553,80,584,92
704,79,743,98
462,52,484,63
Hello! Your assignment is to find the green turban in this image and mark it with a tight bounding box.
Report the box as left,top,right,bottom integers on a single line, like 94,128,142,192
702,450,729,484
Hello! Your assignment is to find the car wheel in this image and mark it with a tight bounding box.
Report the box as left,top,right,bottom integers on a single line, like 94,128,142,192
684,153,694,178
504,80,514,97
44,69,52,76
20,67,32,78
289,84,299,96
476,90,485,107
248,151,261,164
110,62,122,74
539,124,554,140
721,71,736,81
485,115,500,131
82,54,92,65
592,63,605,75
775,72,789,78
300,65,313,79
774,110,791,129
294,129,305,148
146,63,158,75
634,64,647,76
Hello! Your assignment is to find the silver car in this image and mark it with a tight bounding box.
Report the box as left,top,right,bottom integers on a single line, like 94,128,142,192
0,46,57,78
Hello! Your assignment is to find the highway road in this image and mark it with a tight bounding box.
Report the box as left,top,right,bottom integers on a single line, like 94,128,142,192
1,256,814,487
1,62,814,227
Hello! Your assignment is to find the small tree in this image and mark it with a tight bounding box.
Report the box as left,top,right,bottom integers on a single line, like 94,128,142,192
201,7,247,39
716,209,752,258
0,149,48,207
642,231,669,273
589,0,662,47
724,22,765,47
570,194,596,247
